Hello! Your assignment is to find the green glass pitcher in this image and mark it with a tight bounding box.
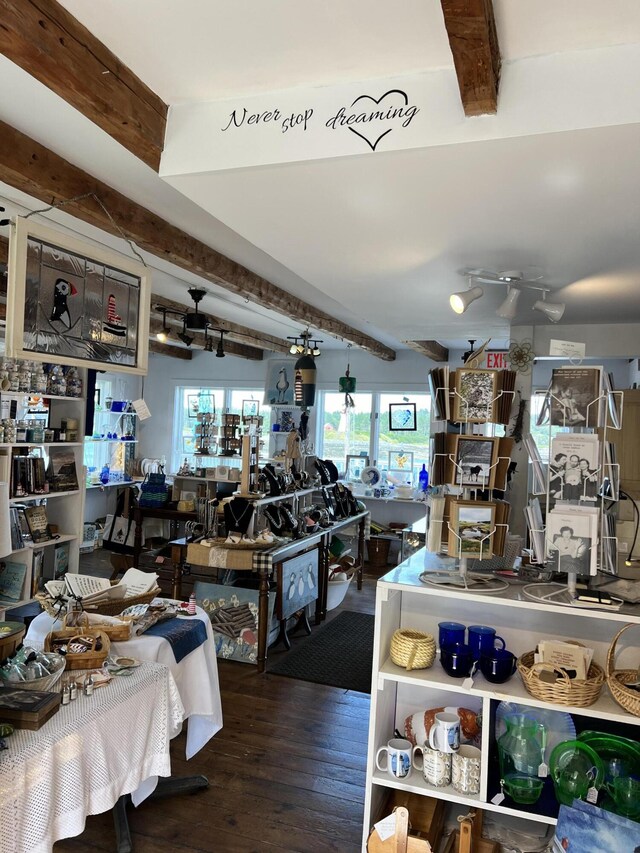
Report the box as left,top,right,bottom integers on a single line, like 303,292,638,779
498,713,547,779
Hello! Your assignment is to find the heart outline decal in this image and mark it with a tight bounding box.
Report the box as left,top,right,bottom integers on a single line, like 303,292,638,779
348,89,410,152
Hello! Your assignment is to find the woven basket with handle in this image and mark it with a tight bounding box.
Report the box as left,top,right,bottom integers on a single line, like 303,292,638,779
44,616,110,671
390,628,436,671
37,586,159,619
517,648,604,707
606,623,640,717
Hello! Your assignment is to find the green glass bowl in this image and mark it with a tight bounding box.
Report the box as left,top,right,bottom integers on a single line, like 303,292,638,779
501,773,544,804
578,731,640,783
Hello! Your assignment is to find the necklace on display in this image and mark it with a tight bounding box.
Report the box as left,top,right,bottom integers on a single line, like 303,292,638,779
228,500,253,530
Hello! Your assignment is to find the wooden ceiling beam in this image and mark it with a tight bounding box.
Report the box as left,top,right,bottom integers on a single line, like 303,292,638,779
405,340,450,362
148,339,192,361
151,295,289,353
148,319,263,361
440,0,501,116
0,0,167,170
0,121,395,360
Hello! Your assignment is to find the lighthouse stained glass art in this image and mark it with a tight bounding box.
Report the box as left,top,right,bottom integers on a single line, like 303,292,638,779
6,217,150,374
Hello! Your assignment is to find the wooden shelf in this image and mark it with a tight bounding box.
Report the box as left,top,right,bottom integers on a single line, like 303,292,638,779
5,533,78,557
10,490,81,505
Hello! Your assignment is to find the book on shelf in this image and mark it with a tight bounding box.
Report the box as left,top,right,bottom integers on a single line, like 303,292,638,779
24,505,52,542
11,454,47,497
45,567,158,605
9,507,25,550
54,541,69,578
46,446,78,492
31,548,45,597
0,560,27,602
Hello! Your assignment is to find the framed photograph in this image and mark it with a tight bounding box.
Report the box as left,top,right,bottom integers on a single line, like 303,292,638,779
546,508,598,576
188,394,215,418
550,366,603,428
6,216,150,374
345,454,369,481
264,360,296,406
449,500,496,559
388,450,414,473
453,369,498,422
242,399,260,419
453,435,497,489
182,435,197,454
388,402,417,432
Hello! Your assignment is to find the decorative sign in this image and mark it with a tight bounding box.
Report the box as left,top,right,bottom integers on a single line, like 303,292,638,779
549,339,586,359
161,74,429,176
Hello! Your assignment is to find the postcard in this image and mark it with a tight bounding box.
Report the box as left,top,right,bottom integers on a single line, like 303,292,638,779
549,366,602,428
449,500,495,559
453,435,497,489
453,368,497,423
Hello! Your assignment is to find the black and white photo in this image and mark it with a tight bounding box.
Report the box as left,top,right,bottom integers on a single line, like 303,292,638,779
454,435,497,489
546,508,598,575
549,366,602,427
550,434,600,502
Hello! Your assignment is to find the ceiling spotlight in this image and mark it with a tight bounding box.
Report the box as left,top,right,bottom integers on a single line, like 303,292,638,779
533,298,565,323
289,342,299,355
203,329,214,352
216,330,225,358
178,321,194,347
450,285,484,315
496,287,521,321
155,307,171,342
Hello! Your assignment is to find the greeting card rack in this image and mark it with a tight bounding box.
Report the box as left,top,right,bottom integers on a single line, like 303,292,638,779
524,380,624,607
425,370,515,593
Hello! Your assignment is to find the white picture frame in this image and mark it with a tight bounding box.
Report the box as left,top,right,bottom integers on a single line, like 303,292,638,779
6,216,151,375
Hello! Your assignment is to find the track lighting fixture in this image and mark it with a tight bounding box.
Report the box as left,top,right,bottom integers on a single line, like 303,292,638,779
156,308,170,343
532,297,565,323
185,287,208,331
451,269,566,323
178,321,194,347
287,330,323,357
449,285,484,315
215,330,225,358
496,286,521,321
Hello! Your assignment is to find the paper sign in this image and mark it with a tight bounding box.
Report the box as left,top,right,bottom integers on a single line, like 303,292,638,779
549,340,586,359
132,399,151,420
374,814,397,842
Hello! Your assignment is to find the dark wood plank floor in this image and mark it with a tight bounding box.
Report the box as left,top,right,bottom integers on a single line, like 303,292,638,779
53,561,380,853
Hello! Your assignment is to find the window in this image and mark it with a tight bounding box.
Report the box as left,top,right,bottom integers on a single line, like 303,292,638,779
317,391,431,482
172,387,224,472
377,393,431,482
320,392,373,472
172,387,271,472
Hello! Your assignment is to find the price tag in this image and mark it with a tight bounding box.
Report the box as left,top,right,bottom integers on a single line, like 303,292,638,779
586,786,598,804
374,814,396,842
538,762,548,778
462,677,474,690
491,791,505,805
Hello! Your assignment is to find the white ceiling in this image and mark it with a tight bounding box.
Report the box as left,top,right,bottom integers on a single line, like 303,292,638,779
2,1,640,355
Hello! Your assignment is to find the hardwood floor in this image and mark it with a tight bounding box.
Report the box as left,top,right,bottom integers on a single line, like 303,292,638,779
53,564,380,853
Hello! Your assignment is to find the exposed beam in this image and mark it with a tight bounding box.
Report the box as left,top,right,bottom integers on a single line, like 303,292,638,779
440,0,501,116
0,121,396,361
151,294,289,354
149,319,263,361
404,340,450,362
148,339,192,361
0,0,167,169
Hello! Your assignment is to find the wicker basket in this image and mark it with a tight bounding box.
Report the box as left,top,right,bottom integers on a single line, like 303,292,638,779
606,624,640,717
390,629,436,671
37,587,159,619
0,622,26,660
517,649,604,707
44,623,110,671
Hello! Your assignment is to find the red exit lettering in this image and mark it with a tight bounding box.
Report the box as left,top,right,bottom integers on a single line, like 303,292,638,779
486,352,509,369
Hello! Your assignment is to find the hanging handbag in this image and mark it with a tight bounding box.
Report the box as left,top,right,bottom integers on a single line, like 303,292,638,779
138,469,170,508
103,486,139,554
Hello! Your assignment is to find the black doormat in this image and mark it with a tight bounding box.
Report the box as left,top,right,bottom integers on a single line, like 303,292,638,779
268,611,374,694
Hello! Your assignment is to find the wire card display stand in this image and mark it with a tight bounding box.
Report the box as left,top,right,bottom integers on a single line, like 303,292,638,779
449,387,515,425
524,388,624,608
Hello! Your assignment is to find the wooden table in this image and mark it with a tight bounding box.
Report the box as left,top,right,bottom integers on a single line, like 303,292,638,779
132,506,197,568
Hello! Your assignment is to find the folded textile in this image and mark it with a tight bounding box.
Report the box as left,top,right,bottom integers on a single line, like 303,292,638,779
144,617,208,663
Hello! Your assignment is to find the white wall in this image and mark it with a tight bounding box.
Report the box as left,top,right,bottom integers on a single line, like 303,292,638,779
138,348,438,464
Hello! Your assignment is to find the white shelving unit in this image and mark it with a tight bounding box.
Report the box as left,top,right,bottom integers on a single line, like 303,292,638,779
0,387,86,594
362,548,640,850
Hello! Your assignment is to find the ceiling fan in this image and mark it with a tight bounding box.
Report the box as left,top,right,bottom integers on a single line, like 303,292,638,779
452,268,565,322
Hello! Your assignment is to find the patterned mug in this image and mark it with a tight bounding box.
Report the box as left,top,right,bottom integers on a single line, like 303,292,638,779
412,743,452,787
452,745,481,795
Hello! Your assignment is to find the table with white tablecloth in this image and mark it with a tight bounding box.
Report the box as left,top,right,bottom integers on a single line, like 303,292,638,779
25,606,222,760
0,661,184,853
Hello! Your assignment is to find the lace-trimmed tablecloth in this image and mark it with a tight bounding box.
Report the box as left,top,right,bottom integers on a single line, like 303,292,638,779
0,661,184,853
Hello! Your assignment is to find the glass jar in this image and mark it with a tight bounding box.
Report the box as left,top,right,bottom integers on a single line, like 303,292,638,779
16,420,28,442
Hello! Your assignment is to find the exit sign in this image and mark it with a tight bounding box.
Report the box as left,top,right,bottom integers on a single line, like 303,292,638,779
485,351,510,370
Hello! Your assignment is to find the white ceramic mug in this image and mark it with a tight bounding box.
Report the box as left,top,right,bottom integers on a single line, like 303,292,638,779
451,745,481,795
376,738,412,779
412,743,452,787
428,712,460,754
